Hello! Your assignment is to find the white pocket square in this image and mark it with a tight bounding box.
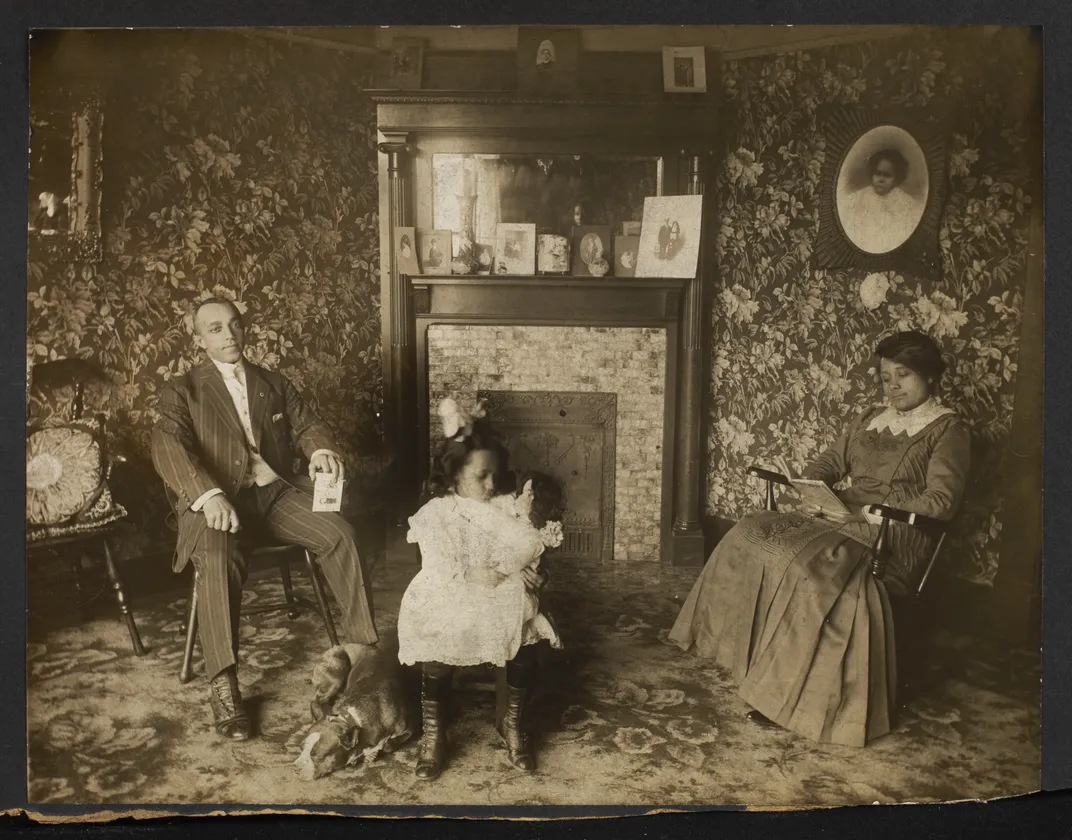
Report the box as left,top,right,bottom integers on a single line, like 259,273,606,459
272,413,284,422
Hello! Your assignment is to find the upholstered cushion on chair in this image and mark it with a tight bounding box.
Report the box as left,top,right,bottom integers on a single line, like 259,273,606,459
26,421,107,527
26,485,128,544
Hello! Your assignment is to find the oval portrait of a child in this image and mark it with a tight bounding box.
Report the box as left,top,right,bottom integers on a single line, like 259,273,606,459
835,125,929,255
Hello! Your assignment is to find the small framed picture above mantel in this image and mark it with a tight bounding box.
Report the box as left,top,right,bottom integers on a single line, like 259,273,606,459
517,27,581,93
389,37,425,90
662,46,707,94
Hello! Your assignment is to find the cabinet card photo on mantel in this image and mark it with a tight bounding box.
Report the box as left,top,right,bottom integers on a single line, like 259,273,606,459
416,229,452,275
571,225,612,277
614,235,640,277
635,195,704,279
394,226,420,276
493,223,536,275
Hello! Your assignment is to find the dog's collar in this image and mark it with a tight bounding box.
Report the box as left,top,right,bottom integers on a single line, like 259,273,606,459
324,706,362,729
342,705,363,728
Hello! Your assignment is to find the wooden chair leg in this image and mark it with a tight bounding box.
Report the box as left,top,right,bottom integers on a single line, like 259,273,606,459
279,558,300,619
70,554,88,623
304,550,339,647
764,479,778,512
102,537,146,656
180,571,199,684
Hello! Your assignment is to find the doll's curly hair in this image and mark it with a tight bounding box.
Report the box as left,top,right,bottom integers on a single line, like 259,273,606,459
423,418,512,502
518,470,565,530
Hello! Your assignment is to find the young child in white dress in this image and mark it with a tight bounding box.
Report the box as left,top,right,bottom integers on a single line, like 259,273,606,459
397,399,562,780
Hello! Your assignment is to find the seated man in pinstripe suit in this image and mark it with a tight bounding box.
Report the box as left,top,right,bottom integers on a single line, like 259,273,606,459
152,297,378,742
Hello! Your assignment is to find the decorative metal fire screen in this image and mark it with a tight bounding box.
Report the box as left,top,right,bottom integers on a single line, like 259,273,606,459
478,390,616,562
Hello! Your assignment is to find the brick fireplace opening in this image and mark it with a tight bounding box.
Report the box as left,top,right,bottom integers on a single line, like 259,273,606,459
478,390,616,562
428,324,666,561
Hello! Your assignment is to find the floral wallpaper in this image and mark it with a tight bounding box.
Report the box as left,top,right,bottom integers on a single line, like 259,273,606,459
708,29,1038,585
27,31,383,561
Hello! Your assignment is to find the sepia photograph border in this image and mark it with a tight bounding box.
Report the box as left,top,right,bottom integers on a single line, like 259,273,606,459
3,6,1072,834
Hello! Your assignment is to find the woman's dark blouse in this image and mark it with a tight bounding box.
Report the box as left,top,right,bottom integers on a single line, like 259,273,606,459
800,405,972,595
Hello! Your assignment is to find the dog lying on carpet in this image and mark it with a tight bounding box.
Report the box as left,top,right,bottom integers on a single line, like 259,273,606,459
294,635,413,781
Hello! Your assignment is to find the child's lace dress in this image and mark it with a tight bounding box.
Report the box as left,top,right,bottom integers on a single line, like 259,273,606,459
397,494,561,668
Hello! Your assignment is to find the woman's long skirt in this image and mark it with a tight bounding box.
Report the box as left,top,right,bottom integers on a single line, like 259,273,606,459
669,510,897,747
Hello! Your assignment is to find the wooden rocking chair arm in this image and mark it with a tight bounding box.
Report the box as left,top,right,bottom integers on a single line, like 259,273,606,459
866,504,946,538
867,505,950,590
746,465,792,487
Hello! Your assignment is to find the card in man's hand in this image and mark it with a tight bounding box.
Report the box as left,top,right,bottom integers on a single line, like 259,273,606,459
312,473,344,512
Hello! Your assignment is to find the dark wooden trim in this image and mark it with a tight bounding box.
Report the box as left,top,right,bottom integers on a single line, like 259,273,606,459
370,90,720,152
661,320,682,565
410,275,687,325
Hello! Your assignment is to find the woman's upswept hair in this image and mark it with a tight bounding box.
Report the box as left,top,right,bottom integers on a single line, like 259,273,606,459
875,330,946,384
423,418,511,501
868,148,909,185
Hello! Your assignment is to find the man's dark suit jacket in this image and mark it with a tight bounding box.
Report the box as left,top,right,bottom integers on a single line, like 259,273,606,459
151,359,338,571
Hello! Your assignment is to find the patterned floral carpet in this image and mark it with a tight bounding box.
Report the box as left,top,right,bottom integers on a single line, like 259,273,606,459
27,553,1040,808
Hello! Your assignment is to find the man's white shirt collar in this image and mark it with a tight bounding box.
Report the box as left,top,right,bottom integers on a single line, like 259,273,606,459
211,357,245,380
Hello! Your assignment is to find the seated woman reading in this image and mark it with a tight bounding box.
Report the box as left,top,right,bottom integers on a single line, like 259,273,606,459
669,331,971,747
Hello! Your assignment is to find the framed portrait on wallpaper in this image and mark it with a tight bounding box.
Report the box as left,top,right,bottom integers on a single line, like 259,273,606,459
27,95,103,262
389,37,424,89
814,107,949,273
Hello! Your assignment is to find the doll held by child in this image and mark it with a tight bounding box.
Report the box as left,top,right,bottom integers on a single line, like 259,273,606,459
490,469,565,644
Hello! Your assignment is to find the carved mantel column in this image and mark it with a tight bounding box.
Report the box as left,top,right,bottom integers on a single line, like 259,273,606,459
377,137,416,527
671,153,708,565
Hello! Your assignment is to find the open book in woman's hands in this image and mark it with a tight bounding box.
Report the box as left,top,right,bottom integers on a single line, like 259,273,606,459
772,456,851,516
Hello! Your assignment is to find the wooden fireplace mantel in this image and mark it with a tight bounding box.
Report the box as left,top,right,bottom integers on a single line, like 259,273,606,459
370,90,721,152
374,88,718,566
410,275,687,324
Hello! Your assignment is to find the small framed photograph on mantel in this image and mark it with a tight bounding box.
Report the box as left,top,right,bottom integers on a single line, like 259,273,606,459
662,46,707,94
417,229,452,275
494,223,537,275
614,235,640,277
395,226,421,276
571,225,612,277
635,195,704,279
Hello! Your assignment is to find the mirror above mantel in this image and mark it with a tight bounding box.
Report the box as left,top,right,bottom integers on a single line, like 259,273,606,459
432,153,660,258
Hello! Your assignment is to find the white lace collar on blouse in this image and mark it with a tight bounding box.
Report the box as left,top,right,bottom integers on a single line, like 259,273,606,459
866,397,955,437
